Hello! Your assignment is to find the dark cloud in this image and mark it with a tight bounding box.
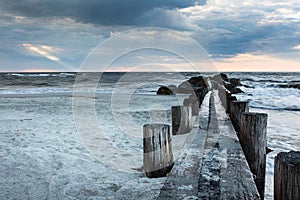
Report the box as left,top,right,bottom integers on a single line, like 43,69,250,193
191,15,300,57
1,0,300,72
136,8,199,31
0,0,205,26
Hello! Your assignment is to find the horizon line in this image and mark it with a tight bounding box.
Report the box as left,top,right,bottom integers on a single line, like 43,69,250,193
1,70,300,73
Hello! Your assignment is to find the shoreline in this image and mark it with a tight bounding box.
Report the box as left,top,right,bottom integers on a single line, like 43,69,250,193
0,94,168,199
0,72,299,199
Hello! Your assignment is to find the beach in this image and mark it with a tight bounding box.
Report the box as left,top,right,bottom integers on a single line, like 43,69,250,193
0,72,299,199
0,94,169,199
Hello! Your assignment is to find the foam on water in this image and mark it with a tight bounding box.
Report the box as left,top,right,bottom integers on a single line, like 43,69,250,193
0,87,72,95
0,72,299,199
230,72,300,111
226,72,300,200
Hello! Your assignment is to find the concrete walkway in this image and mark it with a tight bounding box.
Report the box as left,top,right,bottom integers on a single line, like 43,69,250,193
158,91,260,199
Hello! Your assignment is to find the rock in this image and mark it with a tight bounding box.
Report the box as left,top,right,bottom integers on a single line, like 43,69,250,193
177,81,194,94
228,78,253,89
224,82,234,91
209,73,229,87
168,85,177,92
210,74,225,85
224,82,244,94
228,87,243,94
195,87,208,99
229,78,241,87
188,76,207,88
157,86,174,95
176,76,209,94
220,73,229,82
233,88,244,94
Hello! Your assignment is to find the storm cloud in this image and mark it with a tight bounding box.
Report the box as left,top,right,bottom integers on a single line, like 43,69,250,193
0,0,300,71
0,0,205,26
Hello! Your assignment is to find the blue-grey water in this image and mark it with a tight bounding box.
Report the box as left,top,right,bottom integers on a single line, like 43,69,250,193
0,72,299,199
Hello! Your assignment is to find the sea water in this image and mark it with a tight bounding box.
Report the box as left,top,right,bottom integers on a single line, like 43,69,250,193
226,72,300,200
0,72,299,199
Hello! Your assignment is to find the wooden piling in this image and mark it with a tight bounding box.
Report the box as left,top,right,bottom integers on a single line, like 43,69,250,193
190,95,199,116
230,101,249,132
226,95,237,114
218,86,227,107
195,87,208,106
183,96,199,116
172,106,192,135
274,151,300,200
183,98,191,113
240,112,268,199
143,124,174,178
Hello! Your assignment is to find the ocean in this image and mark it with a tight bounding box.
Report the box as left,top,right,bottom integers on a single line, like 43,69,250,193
0,72,299,199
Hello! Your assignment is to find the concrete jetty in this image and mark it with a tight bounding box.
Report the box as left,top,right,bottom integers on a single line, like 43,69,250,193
156,91,260,199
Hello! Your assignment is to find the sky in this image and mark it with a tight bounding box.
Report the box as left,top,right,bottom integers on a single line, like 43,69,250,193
0,0,300,72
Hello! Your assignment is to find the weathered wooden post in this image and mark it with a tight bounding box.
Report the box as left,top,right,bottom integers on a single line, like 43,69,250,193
172,106,192,135
274,151,300,200
195,87,208,106
143,124,174,178
183,96,199,116
218,86,227,108
226,95,237,114
240,112,268,199
230,100,249,132
183,98,192,115
189,95,199,116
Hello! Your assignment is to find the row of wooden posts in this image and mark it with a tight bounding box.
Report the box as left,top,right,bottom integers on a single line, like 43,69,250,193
219,86,267,199
218,85,300,200
143,93,202,178
143,79,299,199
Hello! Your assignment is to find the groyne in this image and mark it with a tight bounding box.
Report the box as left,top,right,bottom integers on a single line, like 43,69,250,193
143,73,300,199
